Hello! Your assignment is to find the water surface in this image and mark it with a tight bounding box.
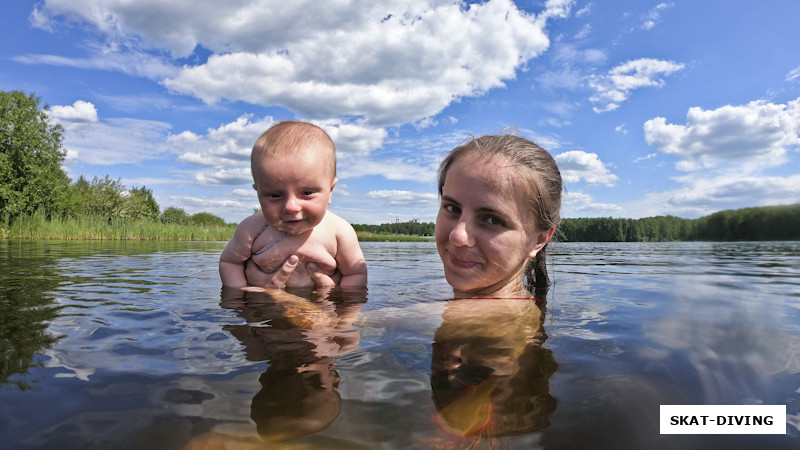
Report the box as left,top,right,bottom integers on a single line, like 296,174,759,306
1,240,799,449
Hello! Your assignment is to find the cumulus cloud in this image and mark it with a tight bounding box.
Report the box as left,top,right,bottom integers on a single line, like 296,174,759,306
622,172,800,219
562,191,622,217
172,115,274,169
49,100,98,123
555,150,618,186
589,58,684,112
366,190,439,207
32,0,569,133
195,168,252,186
643,98,800,172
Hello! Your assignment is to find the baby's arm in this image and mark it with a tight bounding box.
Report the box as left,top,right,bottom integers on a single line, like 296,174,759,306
334,220,368,287
219,214,265,288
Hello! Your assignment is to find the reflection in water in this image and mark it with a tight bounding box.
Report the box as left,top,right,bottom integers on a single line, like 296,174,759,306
0,240,63,389
217,287,365,443
430,290,558,445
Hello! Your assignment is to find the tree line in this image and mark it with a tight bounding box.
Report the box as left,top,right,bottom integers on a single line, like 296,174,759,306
352,204,799,242
353,221,435,236
558,204,800,242
1,90,226,228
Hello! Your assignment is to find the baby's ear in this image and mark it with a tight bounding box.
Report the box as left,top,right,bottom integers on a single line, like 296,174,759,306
252,183,257,191
329,178,339,204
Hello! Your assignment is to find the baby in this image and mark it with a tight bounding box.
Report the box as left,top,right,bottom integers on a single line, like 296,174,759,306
219,121,367,288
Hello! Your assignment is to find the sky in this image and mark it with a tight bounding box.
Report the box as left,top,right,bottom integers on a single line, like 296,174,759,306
2,0,799,225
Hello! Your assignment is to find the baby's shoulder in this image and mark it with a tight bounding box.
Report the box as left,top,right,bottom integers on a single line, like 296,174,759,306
236,213,268,237
320,210,355,234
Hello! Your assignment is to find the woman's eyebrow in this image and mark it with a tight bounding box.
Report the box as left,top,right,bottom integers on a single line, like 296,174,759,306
476,206,508,218
441,195,460,205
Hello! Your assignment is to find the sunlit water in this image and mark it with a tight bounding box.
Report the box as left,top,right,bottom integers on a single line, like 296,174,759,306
1,240,799,449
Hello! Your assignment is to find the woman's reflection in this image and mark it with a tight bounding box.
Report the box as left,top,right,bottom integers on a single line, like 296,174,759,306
430,291,558,442
219,286,365,443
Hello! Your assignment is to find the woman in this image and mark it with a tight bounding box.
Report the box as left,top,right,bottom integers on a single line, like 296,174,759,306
435,133,562,298
430,133,562,441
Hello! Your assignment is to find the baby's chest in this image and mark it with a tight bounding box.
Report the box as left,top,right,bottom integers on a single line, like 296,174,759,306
251,231,337,270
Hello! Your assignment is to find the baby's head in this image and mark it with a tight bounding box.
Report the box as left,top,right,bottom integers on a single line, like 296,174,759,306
251,121,338,234
251,121,336,182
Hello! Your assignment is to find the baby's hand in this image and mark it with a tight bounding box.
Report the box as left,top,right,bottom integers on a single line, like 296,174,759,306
244,256,341,289
245,255,300,289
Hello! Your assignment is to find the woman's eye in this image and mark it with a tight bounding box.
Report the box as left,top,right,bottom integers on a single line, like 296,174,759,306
485,216,504,226
443,203,460,214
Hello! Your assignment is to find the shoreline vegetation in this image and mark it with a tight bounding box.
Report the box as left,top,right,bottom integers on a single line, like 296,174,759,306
1,203,798,242
4,91,798,244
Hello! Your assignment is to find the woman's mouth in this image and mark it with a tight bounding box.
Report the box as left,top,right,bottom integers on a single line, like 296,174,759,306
447,251,480,269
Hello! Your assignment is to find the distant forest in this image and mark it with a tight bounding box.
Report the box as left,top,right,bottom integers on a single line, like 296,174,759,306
354,204,800,242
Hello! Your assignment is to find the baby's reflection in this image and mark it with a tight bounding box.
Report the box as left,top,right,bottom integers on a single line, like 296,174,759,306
220,286,365,443
430,291,558,442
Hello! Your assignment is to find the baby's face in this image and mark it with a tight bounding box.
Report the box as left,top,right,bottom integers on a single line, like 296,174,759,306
253,147,336,234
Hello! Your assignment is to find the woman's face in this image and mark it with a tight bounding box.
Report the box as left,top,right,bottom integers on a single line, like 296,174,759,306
435,154,553,297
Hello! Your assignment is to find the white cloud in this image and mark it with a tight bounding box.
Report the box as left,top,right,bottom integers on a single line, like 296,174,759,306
644,98,800,172
171,114,274,168
562,191,622,217
555,150,618,186
32,0,568,134
60,117,172,166
14,42,177,81
536,41,607,91
365,190,439,207
589,58,684,112
621,172,800,219
49,100,98,123
314,120,388,155
195,168,252,186
640,3,674,30
787,65,800,83
575,3,593,17
339,157,438,183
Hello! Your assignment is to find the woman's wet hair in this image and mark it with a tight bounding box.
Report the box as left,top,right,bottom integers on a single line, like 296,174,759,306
438,132,563,291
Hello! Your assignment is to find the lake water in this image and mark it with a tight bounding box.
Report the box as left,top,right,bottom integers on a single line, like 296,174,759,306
1,239,799,449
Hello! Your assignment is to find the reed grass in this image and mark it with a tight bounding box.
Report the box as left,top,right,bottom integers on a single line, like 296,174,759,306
355,230,435,242
1,213,435,242
2,211,236,241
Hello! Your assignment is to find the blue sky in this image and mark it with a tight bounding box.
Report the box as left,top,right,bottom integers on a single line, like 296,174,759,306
2,0,799,225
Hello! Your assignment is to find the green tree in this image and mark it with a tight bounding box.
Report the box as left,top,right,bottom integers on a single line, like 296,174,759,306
81,175,125,220
190,212,226,227
161,206,189,225
0,91,71,220
121,186,159,220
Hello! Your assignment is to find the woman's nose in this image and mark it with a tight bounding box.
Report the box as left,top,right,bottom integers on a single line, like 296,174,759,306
449,220,474,247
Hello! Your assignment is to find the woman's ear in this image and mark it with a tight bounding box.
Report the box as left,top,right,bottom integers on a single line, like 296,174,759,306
527,226,556,259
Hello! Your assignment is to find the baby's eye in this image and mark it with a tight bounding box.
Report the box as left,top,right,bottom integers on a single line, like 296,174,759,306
267,193,281,199
302,190,315,196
